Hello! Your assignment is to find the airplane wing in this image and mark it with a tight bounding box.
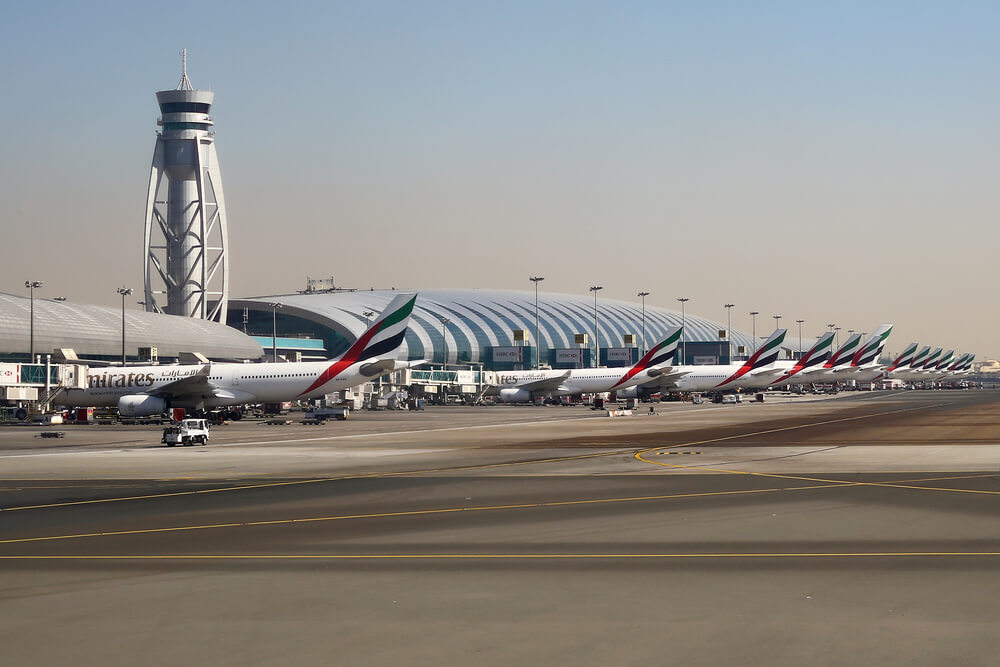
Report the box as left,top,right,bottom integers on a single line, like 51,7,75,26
748,368,788,377
642,370,690,391
516,371,572,393
148,365,217,400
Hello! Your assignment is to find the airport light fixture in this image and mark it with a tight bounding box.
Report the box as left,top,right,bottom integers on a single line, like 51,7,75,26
749,311,759,353
363,310,374,328
834,326,842,348
796,319,805,355
24,280,43,361
677,298,690,363
53,296,67,302
116,286,133,366
773,315,782,330
724,303,734,361
267,303,283,362
530,277,545,369
637,291,650,356
590,286,603,367
439,317,450,368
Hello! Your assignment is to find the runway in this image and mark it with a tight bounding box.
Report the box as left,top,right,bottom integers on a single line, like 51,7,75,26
2,390,999,665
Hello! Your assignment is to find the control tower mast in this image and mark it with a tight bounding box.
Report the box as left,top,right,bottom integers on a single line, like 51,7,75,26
143,50,229,323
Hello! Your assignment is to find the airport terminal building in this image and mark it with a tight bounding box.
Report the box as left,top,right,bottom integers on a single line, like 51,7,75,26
230,288,758,369
0,293,262,364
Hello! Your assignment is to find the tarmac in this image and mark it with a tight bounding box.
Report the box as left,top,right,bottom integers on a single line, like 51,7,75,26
2,389,999,665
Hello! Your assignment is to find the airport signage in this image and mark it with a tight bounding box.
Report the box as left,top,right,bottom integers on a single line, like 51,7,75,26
693,356,718,365
556,349,582,364
492,346,523,363
606,348,632,362
0,364,19,385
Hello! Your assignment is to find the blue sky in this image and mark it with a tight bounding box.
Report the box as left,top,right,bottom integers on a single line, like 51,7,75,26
2,1,998,357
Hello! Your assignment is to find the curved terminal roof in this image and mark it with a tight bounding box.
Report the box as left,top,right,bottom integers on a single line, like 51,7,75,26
0,293,262,362
231,288,759,364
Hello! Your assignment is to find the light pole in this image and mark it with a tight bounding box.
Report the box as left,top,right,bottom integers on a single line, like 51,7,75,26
773,315,782,330
637,291,650,356
267,303,282,362
531,276,545,369
749,311,759,353
796,319,805,357
440,317,450,368
24,280,43,362
590,286,603,367
116,287,133,366
677,297,689,363
363,310,374,328
834,326,841,348
724,303,734,362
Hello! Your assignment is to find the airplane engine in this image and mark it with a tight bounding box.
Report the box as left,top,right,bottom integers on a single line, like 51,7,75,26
614,386,638,399
118,395,167,417
498,388,532,403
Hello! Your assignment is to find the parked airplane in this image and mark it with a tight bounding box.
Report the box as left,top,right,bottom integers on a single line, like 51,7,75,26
493,326,682,403
61,292,420,416
638,328,788,394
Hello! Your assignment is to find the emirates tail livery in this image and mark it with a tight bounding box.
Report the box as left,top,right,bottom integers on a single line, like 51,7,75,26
62,293,419,416
763,330,837,387
886,342,920,375
832,324,894,383
493,326,682,403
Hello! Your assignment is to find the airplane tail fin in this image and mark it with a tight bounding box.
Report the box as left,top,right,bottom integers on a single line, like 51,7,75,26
770,331,835,384
921,347,943,370
351,293,418,362
794,331,836,371
610,326,682,388
297,293,417,397
851,324,893,367
714,328,786,388
947,352,970,372
824,333,862,369
961,354,976,372
909,345,931,370
887,342,919,372
747,328,787,369
934,349,955,371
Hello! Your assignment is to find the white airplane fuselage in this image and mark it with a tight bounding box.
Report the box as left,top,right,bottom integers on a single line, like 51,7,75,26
60,359,399,410
664,364,778,392
495,367,665,399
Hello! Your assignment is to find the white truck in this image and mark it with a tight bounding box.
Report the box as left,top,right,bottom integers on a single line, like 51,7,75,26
161,418,210,446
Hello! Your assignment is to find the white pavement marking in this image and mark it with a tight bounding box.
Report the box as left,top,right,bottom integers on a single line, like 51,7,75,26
0,413,606,458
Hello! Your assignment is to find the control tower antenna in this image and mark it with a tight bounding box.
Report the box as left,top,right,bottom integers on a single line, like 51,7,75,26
177,48,194,90
143,51,230,323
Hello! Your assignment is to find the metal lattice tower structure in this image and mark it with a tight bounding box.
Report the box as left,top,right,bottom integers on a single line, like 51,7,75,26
143,49,229,323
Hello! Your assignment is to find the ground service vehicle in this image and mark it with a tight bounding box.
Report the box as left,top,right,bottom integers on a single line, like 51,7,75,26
162,419,210,446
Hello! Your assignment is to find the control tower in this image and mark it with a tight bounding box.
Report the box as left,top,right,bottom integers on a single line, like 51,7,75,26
143,50,229,323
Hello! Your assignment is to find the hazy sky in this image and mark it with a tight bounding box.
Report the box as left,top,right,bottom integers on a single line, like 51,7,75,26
1,1,997,359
